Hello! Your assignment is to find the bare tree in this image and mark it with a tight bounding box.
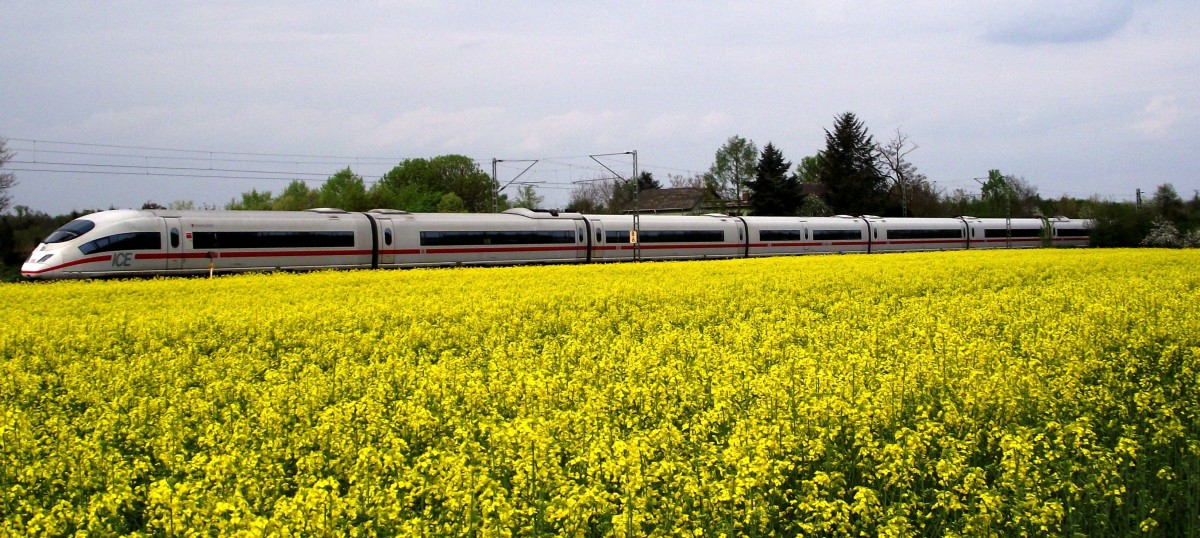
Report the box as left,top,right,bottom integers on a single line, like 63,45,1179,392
567,175,617,213
983,170,1041,217
0,138,16,213
668,173,704,189
1004,175,1040,217
878,128,925,217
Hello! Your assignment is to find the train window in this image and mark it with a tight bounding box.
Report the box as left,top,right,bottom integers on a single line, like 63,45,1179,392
44,219,96,243
384,229,393,246
638,230,725,243
606,231,630,244
420,230,575,246
760,230,803,241
984,228,1041,238
596,229,602,243
887,228,963,240
811,229,862,241
170,228,180,248
1056,228,1090,237
192,231,355,249
79,232,162,255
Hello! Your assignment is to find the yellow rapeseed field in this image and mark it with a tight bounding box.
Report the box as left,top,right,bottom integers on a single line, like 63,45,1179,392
1,249,1198,536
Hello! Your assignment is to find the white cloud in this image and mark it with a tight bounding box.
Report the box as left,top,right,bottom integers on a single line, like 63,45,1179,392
982,0,1137,44
63,104,382,154
366,107,508,154
642,114,691,139
642,112,731,140
1134,95,1181,138
513,110,624,154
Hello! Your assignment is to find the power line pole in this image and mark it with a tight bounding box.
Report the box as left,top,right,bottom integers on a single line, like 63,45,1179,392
590,151,639,260
492,158,538,213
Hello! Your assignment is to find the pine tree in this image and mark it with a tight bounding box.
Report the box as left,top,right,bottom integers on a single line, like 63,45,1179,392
636,171,661,191
748,143,798,215
818,112,887,215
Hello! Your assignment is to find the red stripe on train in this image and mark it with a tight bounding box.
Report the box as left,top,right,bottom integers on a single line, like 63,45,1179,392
20,255,114,275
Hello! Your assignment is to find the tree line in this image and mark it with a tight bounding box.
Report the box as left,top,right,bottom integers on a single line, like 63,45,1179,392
3,125,1199,280
639,112,1200,248
222,155,507,213
695,112,1041,220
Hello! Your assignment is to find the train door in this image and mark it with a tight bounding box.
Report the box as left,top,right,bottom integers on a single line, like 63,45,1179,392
390,216,423,266
163,217,183,272
576,222,589,262
591,220,606,260
375,217,395,267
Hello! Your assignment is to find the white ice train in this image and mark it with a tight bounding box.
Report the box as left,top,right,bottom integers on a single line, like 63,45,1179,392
20,208,1091,280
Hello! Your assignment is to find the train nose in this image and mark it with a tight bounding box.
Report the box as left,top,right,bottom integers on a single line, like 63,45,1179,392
20,248,57,278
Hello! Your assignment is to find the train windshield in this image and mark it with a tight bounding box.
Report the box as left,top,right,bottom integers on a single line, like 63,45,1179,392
44,219,96,243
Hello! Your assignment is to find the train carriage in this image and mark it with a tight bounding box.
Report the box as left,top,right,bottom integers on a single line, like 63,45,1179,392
21,209,167,278
744,216,870,256
21,208,378,278
382,208,588,267
964,218,1046,249
1048,217,1091,248
586,214,744,261
175,209,376,274
865,217,969,252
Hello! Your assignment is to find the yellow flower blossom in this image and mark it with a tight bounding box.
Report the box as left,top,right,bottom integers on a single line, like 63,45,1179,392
1,249,1198,535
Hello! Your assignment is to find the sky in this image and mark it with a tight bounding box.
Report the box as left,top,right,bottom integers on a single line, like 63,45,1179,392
2,0,1198,215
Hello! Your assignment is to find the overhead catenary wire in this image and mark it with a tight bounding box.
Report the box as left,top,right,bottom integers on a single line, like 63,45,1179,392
8,160,340,179
8,138,706,193
5,166,330,183
7,138,1155,210
5,137,406,164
